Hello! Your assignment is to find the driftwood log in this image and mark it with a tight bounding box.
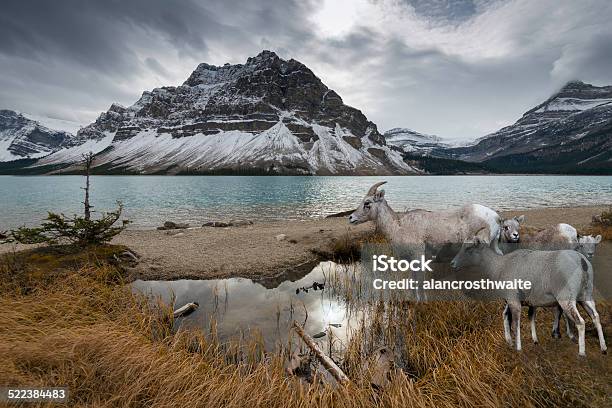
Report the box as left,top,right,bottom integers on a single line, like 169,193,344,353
291,321,349,384
173,302,199,318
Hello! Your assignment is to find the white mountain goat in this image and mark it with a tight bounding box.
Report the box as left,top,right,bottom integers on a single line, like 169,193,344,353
499,220,603,341
578,234,602,260
549,233,603,340
348,182,501,300
501,215,524,243
499,215,524,253
526,223,579,250
450,237,607,356
500,220,577,254
348,181,502,256
523,224,601,260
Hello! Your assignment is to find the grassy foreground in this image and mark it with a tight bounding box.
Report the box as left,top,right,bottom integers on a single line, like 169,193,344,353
0,246,610,407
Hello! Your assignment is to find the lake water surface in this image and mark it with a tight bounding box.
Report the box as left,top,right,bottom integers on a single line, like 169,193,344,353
133,249,611,350
1,175,611,229
133,262,367,351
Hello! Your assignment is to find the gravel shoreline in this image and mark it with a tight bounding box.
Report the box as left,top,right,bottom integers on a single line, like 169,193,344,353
113,205,606,281
2,205,607,282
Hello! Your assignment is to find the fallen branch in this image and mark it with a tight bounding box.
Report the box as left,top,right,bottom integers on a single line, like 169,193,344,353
173,302,199,318
291,321,349,384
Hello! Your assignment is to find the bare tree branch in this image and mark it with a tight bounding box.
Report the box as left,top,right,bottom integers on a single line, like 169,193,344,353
82,152,94,221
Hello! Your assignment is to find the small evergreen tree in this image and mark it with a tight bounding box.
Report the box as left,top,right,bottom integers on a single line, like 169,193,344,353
7,152,129,247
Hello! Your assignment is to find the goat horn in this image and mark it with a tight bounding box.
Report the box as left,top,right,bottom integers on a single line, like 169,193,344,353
367,181,387,196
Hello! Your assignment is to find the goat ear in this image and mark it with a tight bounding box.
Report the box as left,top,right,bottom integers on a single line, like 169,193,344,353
595,235,602,243
515,215,525,223
373,189,385,202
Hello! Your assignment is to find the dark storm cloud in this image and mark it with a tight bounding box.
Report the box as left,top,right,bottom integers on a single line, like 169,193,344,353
0,0,317,123
0,0,229,70
0,0,611,140
144,58,171,79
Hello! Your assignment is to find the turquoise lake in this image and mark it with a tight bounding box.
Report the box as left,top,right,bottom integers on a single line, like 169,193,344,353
1,175,611,229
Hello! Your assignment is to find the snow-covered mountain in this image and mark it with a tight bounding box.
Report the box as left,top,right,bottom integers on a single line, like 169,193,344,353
21,113,83,136
33,51,418,175
0,110,78,162
384,128,450,154
442,81,612,173
5,64,608,175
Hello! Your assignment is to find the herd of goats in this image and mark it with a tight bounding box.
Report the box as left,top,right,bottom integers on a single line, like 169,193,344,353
348,182,606,357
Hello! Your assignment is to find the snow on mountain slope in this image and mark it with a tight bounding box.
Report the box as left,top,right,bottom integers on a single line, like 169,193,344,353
383,128,450,154
534,97,612,113
75,114,415,175
0,110,77,162
36,132,114,165
443,81,612,173
529,81,612,114
34,51,418,175
22,113,84,135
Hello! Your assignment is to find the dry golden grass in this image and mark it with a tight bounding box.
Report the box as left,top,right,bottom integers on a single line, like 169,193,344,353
0,248,610,407
594,206,612,225
585,224,612,241
584,206,612,241
0,244,129,295
329,230,388,261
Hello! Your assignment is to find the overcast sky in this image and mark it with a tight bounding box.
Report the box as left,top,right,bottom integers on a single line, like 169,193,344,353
1,0,611,141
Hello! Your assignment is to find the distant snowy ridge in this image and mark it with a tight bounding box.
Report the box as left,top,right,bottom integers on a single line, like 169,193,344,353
0,110,79,162
441,80,612,173
22,113,84,135
534,97,612,113
383,127,453,154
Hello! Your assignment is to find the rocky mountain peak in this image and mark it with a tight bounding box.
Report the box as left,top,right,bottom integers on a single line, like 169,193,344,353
526,81,612,116
0,109,27,126
27,51,413,175
559,79,587,90
556,80,612,99
246,49,281,65
184,50,289,88
184,61,246,87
